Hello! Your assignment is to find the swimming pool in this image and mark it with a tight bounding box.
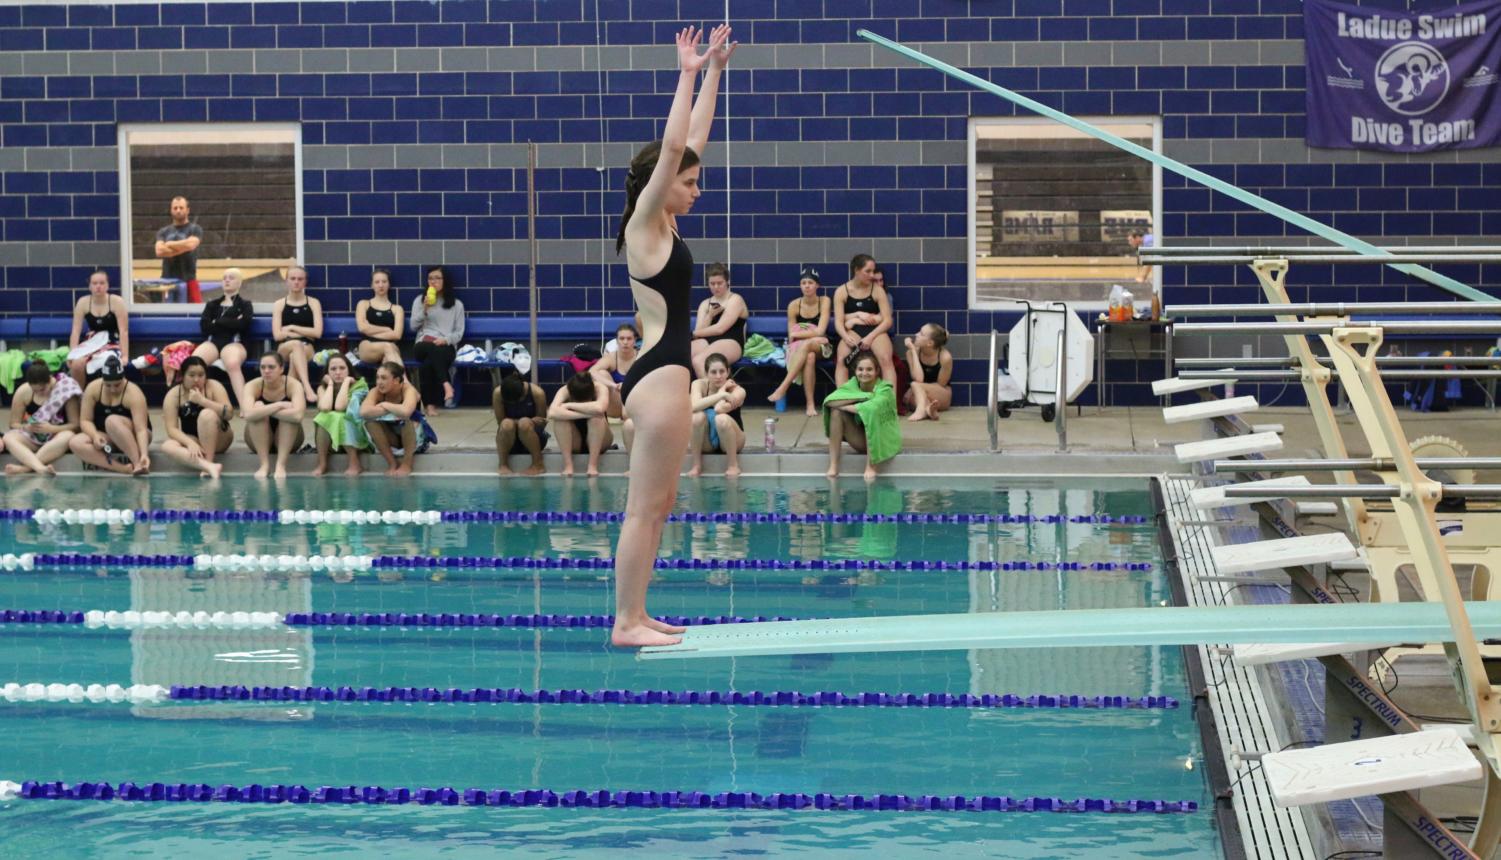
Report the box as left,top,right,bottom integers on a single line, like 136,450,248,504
0,476,1217,857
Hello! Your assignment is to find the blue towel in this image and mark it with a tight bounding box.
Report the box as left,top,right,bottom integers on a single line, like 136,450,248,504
705,408,720,450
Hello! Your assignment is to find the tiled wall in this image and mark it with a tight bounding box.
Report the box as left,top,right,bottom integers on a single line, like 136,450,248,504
2,0,1498,405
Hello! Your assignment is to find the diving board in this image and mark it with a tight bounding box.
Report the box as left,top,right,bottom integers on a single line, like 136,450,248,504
1211,533,1358,575
1261,729,1481,807
637,600,1501,660
1153,375,1236,396
1175,432,1284,463
1191,477,1312,510
1163,396,1259,424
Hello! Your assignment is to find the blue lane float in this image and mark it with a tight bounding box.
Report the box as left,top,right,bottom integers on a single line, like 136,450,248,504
17,554,1153,573
167,684,1178,710
4,508,1149,526
10,780,1197,814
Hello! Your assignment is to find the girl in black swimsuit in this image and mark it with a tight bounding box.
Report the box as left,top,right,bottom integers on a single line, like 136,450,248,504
903,323,954,421
192,267,253,407
355,268,404,367
767,266,832,415
68,270,129,387
243,351,306,479
161,357,234,478
273,266,323,404
833,254,897,386
610,24,734,649
689,261,749,378
69,357,152,474
688,353,746,477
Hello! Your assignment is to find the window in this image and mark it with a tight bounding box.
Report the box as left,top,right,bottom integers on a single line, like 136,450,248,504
117,123,303,312
968,117,1160,309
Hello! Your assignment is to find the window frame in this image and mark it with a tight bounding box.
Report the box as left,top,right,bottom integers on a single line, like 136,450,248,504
116,122,304,315
966,115,1162,312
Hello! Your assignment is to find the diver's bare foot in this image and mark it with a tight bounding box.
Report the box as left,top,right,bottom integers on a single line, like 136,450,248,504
611,623,682,648
312,462,329,477
131,462,149,476
826,467,838,479
524,462,545,476
907,410,927,422
273,466,288,479
864,465,877,481
644,616,687,634
253,465,270,479
498,464,515,476
4,464,27,476
344,462,362,476
561,466,575,477
687,464,702,477
929,410,940,421
204,462,223,479
586,464,600,478
767,388,787,403
725,465,741,477
43,464,58,476
393,464,413,476
805,405,818,416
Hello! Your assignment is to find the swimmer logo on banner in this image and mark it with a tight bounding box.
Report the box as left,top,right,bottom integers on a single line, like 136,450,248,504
1304,0,1501,152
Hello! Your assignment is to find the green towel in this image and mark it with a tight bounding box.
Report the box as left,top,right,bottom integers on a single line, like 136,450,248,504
822,379,901,465
27,346,70,372
315,378,371,450
0,349,25,394
742,333,776,359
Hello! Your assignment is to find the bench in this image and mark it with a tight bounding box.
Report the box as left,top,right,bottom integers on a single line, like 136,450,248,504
4,313,851,405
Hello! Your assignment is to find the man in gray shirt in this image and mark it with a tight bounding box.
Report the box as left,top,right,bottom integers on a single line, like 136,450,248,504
155,195,204,301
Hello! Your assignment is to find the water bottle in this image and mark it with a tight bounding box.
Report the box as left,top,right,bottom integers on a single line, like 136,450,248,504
764,418,777,452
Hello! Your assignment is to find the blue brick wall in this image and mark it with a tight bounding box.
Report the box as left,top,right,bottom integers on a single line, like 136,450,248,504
2,0,1499,407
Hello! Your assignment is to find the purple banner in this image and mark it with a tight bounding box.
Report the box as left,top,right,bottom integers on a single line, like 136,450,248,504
1305,0,1501,151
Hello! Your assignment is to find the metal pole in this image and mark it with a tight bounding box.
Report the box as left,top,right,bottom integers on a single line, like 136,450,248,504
1055,323,1067,452
1174,320,1501,336
527,143,539,385
1223,484,1501,499
1169,301,1501,317
1177,355,1501,367
1216,457,1501,472
1180,369,1501,380
1148,245,1501,256
1142,254,1501,265
987,329,998,453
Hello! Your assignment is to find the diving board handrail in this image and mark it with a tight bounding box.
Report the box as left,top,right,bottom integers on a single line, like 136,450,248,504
1176,320,1501,336
1216,457,1501,472
1224,484,1501,500
1170,302,1501,317
850,31,1490,302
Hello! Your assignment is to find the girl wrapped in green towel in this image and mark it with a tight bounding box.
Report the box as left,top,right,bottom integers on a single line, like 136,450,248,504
823,350,900,480
312,353,367,476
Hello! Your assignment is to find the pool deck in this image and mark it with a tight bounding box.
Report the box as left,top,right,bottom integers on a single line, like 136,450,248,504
81,402,1500,477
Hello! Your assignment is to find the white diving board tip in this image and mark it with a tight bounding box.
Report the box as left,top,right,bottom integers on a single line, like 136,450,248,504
1175,432,1283,464
1211,533,1359,575
1162,396,1259,424
1153,375,1237,396
1261,729,1481,807
1190,476,1311,510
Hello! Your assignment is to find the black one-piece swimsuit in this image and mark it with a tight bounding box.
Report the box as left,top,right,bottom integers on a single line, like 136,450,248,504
620,232,694,405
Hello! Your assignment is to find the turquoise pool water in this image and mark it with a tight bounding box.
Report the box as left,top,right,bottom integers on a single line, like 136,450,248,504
0,476,1217,858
